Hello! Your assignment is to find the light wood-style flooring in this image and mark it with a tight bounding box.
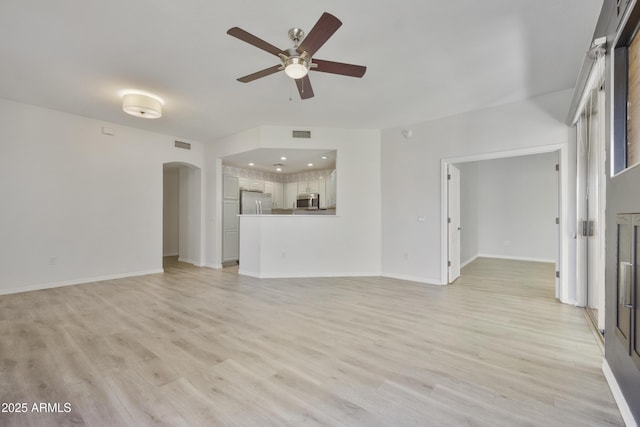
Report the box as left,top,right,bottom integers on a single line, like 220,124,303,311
0,257,623,426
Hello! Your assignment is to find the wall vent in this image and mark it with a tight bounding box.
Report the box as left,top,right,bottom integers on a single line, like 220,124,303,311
175,140,191,150
292,130,311,139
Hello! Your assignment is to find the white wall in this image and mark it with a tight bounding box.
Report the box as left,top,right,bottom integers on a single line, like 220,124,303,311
459,153,558,265
163,169,179,256
209,125,382,276
0,98,205,294
381,89,576,295
477,153,558,262
204,128,261,269
459,162,479,265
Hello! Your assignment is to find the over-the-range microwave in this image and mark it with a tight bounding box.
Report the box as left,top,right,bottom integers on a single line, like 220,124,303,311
296,193,320,209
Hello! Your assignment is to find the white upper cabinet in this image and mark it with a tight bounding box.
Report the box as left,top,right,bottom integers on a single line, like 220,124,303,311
264,181,273,195
297,180,319,194
223,175,239,200
238,177,249,190
250,180,264,191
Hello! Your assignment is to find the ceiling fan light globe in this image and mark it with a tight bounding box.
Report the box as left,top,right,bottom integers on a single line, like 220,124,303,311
284,57,309,79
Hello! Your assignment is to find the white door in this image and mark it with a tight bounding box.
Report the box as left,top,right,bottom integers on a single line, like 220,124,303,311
448,164,461,283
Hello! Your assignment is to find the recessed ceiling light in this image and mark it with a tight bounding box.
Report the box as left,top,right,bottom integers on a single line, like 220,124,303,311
276,167,282,172
307,163,314,167
248,162,255,166
280,156,287,161
321,156,328,160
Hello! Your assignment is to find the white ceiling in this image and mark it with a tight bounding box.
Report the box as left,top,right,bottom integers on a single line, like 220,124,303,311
0,1,602,143
222,148,336,174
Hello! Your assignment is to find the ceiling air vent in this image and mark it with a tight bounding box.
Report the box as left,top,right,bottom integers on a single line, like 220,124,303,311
292,130,311,139
174,140,191,150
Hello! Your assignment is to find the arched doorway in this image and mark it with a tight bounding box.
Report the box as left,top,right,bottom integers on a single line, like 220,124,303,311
163,162,202,266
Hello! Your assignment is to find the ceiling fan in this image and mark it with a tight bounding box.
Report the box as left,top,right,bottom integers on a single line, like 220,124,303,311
227,12,367,100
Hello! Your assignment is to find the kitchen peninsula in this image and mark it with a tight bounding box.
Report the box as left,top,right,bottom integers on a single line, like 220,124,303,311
238,213,341,278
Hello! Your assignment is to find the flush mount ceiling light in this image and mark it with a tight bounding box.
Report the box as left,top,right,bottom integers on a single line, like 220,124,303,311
119,90,164,119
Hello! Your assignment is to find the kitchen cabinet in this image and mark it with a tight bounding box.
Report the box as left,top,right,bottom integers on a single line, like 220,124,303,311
317,179,326,208
263,181,283,208
297,180,319,194
326,170,337,208
264,181,273,195
284,182,298,209
616,213,640,369
223,174,239,199
222,174,240,263
222,201,239,262
272,182,283,208
250,180,264,191
238,177,249,190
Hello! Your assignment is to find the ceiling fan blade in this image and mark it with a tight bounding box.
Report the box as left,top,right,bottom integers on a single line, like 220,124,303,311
297,12,342,56
227,27,284,57
312,59,367,78
237,65,282,83
295,75,314,99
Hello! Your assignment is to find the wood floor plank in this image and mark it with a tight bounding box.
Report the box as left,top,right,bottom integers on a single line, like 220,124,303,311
0,257,624,426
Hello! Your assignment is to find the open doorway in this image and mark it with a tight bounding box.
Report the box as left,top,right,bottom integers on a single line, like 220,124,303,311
442,144,568,302
163,162,203,267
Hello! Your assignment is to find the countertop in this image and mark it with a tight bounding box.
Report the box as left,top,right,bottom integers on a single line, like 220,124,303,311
271,208,336,215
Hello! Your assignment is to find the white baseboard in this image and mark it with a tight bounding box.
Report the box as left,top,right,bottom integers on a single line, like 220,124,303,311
0,269,164,296
205,263,223,270
381,273,445,286
237,268,261,278
602,359,638,427
163,252,179,257
461,255,479,269
477,253,555,264
238,270,382,280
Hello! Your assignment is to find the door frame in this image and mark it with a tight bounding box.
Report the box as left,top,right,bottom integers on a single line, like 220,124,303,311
440,143,570,303
574,56,607,331
447,163,461,283
163,162,204,267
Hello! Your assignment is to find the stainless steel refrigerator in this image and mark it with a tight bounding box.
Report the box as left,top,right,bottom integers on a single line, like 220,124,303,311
240,190,272,215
